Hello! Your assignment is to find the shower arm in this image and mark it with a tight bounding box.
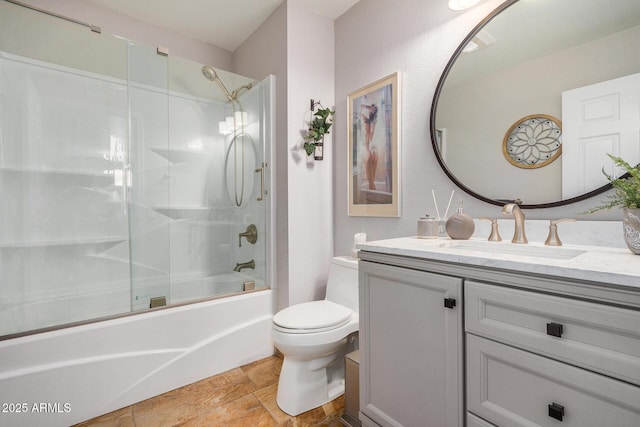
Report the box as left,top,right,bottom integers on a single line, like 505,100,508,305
230,84,253,101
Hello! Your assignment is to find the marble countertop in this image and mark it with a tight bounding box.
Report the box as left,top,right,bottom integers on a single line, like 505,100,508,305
357,237,640,289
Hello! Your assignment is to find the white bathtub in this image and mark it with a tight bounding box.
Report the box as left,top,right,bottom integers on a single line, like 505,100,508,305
0,288,275,427
0,271,266,337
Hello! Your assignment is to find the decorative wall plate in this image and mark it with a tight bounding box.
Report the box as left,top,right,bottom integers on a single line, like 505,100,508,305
502,114,562,168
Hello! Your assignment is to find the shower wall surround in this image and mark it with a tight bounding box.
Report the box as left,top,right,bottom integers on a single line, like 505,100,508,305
0,50,132,334
0,1,270,337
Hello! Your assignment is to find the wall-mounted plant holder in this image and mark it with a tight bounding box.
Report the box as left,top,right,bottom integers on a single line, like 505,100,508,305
313,139,324,161
303,99,334,161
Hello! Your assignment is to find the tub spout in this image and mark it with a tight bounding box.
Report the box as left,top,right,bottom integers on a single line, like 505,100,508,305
234,260,255,272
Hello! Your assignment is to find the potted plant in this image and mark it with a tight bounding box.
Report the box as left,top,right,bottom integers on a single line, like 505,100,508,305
303,107,334,160
587,154,640,254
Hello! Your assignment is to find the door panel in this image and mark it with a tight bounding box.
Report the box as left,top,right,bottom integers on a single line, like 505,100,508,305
562,72,640,198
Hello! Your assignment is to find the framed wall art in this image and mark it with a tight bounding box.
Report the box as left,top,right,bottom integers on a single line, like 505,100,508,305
347,72,401,217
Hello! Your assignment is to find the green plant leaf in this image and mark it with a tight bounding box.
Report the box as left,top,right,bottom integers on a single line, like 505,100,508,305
304,107,335,142
586,153,640,212
303,142,315,156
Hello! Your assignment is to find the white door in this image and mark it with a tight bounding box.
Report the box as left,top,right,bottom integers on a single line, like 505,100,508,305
561,73,640,199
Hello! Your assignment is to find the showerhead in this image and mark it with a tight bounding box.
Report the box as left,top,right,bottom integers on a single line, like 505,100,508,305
202,64,234,101
201,65,218,82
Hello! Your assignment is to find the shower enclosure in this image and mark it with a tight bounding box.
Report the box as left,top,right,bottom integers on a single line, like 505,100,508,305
0,0,272,338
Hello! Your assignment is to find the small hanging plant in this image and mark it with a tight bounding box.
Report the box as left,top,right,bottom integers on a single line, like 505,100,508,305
303,107,335,156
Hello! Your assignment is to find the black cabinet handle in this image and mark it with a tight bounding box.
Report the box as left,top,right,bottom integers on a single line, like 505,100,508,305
444,298,456,309
548,402,565,421
547,322,563,338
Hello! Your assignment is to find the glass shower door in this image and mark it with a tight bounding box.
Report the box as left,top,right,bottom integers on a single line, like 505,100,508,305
0,0,273,338
231,76,273,292
127,42,171,311
0,0,130,335
160,59,272,304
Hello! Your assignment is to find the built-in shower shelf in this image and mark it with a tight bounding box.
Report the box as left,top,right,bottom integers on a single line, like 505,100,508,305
86,254,169,275
150,147,214,164
152,205,221,220
0,167,119,185
0,237,127,250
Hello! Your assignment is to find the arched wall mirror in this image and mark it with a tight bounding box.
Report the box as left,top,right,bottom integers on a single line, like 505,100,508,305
431,0,640,208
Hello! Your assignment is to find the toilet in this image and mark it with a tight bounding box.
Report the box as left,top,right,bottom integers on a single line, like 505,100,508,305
272,256,359,416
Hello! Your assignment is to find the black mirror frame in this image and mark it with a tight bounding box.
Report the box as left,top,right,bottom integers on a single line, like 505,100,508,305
429,0,613,209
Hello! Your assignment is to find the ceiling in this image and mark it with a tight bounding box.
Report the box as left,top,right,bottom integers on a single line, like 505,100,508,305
85,0,360,51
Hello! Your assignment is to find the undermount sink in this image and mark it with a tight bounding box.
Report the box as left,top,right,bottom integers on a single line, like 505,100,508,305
437,240,587,260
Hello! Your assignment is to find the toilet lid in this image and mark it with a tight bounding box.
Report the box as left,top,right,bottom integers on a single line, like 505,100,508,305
273,300,353,331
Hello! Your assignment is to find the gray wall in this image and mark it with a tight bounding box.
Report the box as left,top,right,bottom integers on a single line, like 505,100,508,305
236,1,336,310
332,0,621,257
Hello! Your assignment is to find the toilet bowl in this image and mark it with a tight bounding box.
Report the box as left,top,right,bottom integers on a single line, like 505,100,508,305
272,256,359,416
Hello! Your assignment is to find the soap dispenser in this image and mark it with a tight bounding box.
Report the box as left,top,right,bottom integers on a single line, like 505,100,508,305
445,200,475,240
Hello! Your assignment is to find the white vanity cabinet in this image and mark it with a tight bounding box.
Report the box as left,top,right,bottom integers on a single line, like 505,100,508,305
357,240,640,427
358,260,464,427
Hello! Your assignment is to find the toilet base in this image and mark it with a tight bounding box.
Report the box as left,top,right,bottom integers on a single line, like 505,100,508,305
276,355,346,416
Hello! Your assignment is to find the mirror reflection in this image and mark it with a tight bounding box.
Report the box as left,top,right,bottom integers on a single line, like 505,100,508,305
433,0,640,207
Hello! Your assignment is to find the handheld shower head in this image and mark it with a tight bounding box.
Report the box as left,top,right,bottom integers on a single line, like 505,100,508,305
202,65,234,101
201,65,218,81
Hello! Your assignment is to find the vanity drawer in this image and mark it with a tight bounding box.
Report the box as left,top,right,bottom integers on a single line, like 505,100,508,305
467,334,640,427
465,280,640,385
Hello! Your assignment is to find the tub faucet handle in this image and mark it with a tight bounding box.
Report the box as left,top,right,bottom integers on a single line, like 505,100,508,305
239,224,258,247
545,219,577,246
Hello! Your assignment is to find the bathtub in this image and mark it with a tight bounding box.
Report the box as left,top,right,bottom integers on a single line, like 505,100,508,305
1,271,266,337
0,288,275,427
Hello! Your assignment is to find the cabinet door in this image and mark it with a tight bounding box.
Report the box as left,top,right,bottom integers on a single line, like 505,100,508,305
359,261,463,427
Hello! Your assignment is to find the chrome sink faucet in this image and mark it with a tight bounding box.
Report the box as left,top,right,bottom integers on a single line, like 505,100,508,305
502,203,528,244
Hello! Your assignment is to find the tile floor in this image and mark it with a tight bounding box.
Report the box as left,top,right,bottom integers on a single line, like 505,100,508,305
74,355,345,427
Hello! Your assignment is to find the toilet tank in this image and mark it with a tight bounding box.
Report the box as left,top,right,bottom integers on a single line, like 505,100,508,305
325,256,359,313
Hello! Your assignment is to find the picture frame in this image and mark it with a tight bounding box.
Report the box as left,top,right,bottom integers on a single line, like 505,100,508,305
348,72,401,217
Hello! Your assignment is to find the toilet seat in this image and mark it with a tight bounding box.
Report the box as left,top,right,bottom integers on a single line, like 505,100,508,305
273,300,353,334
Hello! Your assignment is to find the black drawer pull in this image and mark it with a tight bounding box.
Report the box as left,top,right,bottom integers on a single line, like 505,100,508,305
548,402,565,421
444,298,456,309
546,322,563,338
